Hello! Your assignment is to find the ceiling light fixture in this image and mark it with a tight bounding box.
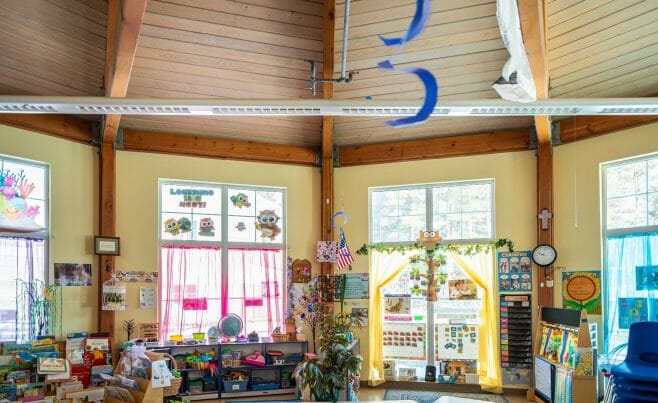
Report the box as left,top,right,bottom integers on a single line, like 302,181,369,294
0,97,657,116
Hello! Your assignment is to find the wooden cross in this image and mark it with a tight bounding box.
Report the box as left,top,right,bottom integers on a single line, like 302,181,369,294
538,208,553,230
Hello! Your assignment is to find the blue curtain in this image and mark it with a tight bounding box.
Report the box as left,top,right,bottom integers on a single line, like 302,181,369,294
604,232,658,354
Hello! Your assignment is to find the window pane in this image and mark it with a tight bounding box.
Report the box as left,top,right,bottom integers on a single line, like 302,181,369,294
650,193,658,226
432,182,493,242
228,215,256,243
192,214,221,241
607,195,647,229
0,158,48,232
227,189,284,244
2,161,47,201
227,248,283,336
649,159,658,192
160,246,221,339
161,183,221,215
371,188,426,243
606,161,647,198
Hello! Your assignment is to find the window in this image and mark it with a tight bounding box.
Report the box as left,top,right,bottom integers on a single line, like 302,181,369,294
159,180,285,339
602,153,658,354
370,180,494,244
0,155,48,342
370,180,493,380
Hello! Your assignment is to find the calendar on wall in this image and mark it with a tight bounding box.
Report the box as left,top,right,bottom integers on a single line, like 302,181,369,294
383,322,426,360
435,323,478,360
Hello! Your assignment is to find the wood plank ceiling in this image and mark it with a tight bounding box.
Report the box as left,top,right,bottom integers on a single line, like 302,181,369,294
0,0,657,149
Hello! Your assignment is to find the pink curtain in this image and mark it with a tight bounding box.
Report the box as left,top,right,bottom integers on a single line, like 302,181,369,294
160,245,222,339
227,248,283,336
0,237,45,342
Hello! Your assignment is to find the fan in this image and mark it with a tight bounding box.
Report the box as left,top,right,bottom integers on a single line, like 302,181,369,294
218,313,243,338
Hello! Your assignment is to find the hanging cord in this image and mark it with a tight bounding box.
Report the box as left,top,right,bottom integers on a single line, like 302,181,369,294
573,116,578,228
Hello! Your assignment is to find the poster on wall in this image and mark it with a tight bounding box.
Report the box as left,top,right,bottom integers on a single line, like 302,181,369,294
618,298,648,329
384,294,411,315
337,273,369,299
498,251,532,292
54,263,92,286
435,323,478,360
383,323,426,360
562,271,601,315
635,265,658,290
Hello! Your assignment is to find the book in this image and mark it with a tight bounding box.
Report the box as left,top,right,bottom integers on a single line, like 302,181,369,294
37,357,68,374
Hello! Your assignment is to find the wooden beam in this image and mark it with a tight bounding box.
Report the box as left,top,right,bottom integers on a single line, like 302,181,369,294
559,115,658,144
519,0,553,308
122,128,317,166
0,114,92,144
339,128,530,166
320,0,336,276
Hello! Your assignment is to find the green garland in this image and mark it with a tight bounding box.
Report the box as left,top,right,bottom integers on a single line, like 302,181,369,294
355,238,514,256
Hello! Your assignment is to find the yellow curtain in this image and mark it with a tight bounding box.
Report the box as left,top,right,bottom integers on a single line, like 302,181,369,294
367,249,414,386
448,250,503,394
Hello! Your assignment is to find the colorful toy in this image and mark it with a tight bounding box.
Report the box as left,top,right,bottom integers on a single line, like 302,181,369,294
230,193,251,208
255,210,281,240
198,217,215,236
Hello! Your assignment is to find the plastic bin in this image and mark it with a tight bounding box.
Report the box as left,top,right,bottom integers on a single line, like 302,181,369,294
251,382,279,391
285,353,303,363
223,379,249,392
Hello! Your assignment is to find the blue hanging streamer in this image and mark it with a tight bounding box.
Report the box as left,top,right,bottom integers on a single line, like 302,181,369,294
379,0,431,46
378,60,438,127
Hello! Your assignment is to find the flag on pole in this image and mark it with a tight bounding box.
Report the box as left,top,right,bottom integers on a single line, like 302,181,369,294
336,228,354,270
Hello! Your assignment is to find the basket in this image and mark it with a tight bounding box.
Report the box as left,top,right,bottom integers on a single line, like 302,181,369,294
161,353,182,397
271,333,288,342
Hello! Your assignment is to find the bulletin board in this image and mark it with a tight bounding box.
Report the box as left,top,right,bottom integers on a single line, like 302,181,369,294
383,323,426,360
435,323,478,360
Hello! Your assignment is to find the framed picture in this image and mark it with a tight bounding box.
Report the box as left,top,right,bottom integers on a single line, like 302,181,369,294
94,236,120,256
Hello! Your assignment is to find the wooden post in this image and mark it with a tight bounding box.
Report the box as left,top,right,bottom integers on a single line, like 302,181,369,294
320,0,336,276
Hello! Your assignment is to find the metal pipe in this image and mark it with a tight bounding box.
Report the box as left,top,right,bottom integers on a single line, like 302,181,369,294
341,0,351,80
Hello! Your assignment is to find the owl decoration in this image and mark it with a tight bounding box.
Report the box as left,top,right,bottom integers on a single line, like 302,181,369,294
235,222,246,232
164,218,180,235
198,217,215,237
255,210,281,240
417,230,442,249
230,193,251,208
164,217,193,236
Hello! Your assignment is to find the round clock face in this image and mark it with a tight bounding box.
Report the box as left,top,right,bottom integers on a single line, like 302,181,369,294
532,244,557,266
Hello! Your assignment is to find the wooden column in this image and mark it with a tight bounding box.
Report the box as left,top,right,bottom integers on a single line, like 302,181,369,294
99,0,148,334
519,0,553,307
320,0,336,276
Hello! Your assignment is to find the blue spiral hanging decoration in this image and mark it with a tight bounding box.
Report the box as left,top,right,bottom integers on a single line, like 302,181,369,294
377,0,437,127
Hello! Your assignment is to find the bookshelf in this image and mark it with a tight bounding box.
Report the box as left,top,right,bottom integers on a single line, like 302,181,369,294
533,307,596,403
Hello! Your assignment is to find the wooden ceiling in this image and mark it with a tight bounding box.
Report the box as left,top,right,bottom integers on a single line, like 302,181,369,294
0,0,657,151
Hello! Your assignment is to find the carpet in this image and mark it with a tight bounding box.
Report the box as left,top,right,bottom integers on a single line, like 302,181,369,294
384,389,508,403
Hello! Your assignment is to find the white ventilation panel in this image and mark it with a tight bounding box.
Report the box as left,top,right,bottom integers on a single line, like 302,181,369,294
0,97,657,117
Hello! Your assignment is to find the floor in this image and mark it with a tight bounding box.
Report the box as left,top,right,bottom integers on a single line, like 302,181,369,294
201,385,530,402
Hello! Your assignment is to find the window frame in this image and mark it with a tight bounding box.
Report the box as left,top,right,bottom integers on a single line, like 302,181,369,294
601,152,658,353
158,179,286,336
368,179,495,246
0,153,50,342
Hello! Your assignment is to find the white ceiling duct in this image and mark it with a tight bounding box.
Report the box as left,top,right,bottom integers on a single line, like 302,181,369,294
492,0,537,102
1,97,658,117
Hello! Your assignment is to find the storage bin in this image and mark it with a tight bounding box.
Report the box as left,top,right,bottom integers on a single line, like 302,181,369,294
222,379,248,392
251,382,279,391
189,380,203,394
285,353,303,363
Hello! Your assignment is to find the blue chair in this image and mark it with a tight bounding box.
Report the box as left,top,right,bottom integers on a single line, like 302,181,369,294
610,321,658,401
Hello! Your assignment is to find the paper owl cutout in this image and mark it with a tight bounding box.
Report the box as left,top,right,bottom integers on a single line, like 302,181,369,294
317,241,339,262
198,217,215,237
255,210,281,239
164,217,192,236
230,192,251,208
417,230,442,249
235,222,246,232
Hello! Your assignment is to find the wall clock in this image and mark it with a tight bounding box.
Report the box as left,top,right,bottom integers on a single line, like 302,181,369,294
532,244,557,267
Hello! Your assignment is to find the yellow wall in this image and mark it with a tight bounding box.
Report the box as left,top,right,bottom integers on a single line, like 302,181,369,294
114,150,321,343
335,150,538,379
0,124,99,336
554,122,658,347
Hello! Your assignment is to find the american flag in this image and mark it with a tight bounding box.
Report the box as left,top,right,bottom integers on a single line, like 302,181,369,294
336,228,354,270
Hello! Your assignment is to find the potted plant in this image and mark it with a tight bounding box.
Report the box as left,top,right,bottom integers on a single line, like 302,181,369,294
293,306,364,402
